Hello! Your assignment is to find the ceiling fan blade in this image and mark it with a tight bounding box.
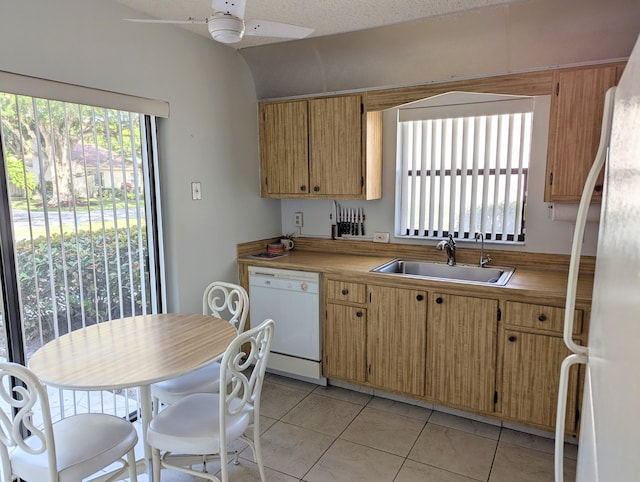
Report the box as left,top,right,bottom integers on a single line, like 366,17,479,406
125,17,207,25
244,19,313,39
212,0,247,19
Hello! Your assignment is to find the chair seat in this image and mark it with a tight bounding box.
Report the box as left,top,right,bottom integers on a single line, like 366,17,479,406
148,393,252,456
151,360,226,404
10,413,138,482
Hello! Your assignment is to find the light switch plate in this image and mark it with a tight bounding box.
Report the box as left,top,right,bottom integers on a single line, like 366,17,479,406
191,182,201,200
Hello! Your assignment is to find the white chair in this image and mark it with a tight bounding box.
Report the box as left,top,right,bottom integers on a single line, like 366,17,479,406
147,318,274,482
0,362,138,482
151,281,249,414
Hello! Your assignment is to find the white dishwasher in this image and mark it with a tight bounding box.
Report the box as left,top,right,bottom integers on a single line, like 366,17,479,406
248,266,325,384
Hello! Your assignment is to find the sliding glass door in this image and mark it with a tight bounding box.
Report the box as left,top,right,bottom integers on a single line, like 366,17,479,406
0,91,164,417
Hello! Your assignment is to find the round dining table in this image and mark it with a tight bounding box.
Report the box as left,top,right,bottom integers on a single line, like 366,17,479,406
29,313,238,481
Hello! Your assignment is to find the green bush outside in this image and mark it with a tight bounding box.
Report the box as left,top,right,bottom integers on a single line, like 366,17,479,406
15,227,152,356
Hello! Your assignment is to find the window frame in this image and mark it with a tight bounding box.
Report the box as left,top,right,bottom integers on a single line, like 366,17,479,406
394,93,534,244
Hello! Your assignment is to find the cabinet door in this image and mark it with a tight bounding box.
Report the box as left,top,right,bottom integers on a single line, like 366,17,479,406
324,303,367,383
259,100,309,196
367,285,427,396
501,330,579,433
309,95,363,196
427,293,498,413
545,65,619,202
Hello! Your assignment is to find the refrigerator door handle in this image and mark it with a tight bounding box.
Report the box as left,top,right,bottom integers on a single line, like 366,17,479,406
562,86,616,356
555,353,588,482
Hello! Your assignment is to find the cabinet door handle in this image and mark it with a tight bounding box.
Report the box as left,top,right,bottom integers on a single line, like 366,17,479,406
435,297,443,304
594,184,603,192
313,185,320,192
356,311,363,318
508,335,517,342
341,289,349,295
538,314,547,322
416,294,424,301
300,185,307,191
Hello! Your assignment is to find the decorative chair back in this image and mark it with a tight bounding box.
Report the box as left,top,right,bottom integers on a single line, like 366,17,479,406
203,281,249,333
219,319,274,425
0,362,58,481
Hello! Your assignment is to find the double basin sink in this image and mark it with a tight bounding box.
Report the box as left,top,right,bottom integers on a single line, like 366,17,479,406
371,259,515,286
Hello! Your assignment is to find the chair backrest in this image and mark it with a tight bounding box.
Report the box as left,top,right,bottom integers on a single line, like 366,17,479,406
0,362,58,481
219,318,274,423
202,281,249,333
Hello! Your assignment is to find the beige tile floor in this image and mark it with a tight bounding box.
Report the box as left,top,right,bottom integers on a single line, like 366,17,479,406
140,373,578,482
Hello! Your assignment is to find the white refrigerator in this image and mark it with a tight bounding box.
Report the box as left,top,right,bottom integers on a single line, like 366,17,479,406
555,34,640,481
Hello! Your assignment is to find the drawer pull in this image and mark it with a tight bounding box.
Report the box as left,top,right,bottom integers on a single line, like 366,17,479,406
416,294,424,301
538,314,547,322
341,289,349,295
356,311,363,318
508,335,517,342
435,297,443,304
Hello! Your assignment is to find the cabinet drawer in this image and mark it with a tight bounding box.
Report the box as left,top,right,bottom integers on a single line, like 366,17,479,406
325,280,366,304
504,301,582,334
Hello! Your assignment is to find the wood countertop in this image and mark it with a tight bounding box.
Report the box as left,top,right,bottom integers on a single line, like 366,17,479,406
238,250,594,308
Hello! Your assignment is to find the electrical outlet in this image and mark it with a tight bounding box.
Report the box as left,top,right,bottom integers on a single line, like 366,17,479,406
294,212,303,227
373,232,390,243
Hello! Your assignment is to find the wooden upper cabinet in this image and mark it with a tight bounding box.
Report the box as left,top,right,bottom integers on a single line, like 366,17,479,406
309,96,362,196
258,94,382,199
427,293,498,413
544,63,623,202
259,100,309,196
367,285,427,396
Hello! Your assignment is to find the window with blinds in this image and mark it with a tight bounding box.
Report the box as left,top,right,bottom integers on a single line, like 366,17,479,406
396,96,534,243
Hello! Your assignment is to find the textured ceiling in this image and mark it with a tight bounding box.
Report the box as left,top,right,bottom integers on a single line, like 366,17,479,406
114,0,524,49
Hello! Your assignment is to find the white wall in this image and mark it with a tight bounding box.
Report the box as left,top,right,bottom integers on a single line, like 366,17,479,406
0,0,281,312
281,95,601,256
241,0,640,99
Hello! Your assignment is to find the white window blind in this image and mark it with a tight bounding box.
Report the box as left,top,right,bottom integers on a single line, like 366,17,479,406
397,97,533,242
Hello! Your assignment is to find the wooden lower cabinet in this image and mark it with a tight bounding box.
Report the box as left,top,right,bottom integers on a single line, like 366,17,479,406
427,293,498,413
321,278,586,434
501,330,580,434
367,285,427,396
324,303,367,383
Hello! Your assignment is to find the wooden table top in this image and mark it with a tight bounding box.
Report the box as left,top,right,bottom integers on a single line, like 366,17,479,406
29,313,237,391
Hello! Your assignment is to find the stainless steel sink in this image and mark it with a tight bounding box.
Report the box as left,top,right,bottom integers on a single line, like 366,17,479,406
370,259,515,286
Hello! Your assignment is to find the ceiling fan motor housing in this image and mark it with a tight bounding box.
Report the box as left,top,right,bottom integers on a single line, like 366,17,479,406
208,14,245,43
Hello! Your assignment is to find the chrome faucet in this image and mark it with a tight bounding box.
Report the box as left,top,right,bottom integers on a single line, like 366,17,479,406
436,234,456,266
475,232,492,267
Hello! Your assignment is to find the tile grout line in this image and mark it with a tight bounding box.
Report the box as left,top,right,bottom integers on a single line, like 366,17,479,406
298,384,371,481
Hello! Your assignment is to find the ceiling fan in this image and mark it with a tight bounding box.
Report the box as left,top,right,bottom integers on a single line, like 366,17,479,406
125,0,314,45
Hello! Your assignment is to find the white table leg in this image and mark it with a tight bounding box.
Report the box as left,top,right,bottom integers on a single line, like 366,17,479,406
139,384,153,480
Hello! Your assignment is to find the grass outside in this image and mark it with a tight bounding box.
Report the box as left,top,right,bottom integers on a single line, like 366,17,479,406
11,196,135,212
